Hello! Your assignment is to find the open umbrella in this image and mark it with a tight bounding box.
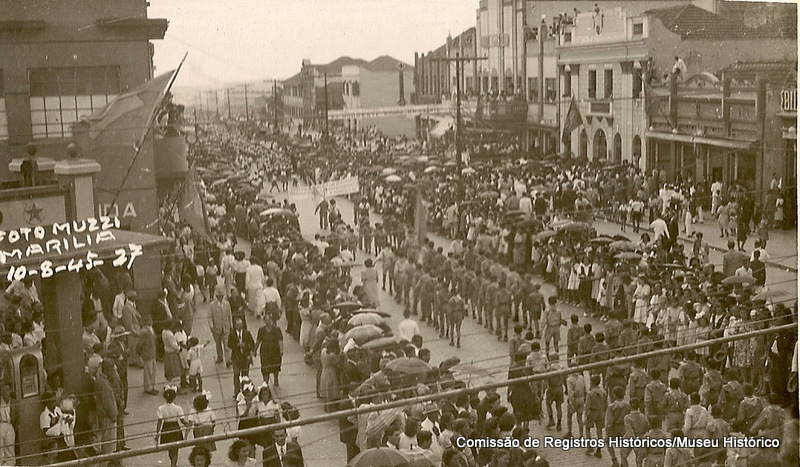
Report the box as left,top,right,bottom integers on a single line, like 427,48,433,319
341,325,384,346
348,313,384,327
443,161,457,167
721,275,756,286
504,210,527,218
382,167,397,175
361,336,397,350
347,448,408,467
478,190,499,199
255,192,274,201
352,308,392,318
384,357,432,377
462,167,477,175
616,252,643,261
549,218,573,229
533,230,557,241
385,174,402,183
327,301,364,313
589,236,615,245
210,179,227,188
516,218,539,229
752,288,789,301
260,208,293,217
557,221,591,232
609,240,637,251
423,166,440,174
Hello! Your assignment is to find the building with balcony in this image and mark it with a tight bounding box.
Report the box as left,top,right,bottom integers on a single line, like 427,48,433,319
341,56,415,138
647,61,797,206
0,0,173,233
558,4,796,172
282,56,367,132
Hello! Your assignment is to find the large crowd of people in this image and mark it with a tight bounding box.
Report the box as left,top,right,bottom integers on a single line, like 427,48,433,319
0,119,797,467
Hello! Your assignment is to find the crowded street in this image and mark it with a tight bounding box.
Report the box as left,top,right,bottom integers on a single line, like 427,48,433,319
0,1,798,467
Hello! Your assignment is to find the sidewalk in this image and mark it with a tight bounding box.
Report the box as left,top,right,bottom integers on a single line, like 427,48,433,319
599,213,798,272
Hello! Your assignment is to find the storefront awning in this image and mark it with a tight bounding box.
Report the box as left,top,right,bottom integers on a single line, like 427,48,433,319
646,131,755,149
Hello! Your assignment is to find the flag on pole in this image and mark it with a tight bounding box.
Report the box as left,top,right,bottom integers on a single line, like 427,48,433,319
561,97,583,144
178,167,212,241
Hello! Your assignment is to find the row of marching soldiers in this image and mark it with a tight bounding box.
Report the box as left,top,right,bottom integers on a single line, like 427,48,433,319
516,332,796,467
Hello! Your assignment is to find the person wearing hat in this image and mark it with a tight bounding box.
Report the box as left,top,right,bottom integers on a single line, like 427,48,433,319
209,286,232,366
121,290,141,367
95,359,119,459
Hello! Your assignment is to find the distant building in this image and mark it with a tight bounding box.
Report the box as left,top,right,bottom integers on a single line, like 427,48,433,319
341,56,415,138
282,56,367,132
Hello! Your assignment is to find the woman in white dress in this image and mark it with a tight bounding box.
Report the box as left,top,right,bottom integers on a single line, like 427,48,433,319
298,292,314,352
633,276,651,325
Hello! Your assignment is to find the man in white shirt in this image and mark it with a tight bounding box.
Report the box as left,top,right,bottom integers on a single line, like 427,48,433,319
312,234,329,257
650,217,669,243
0,383,15,465
397,309,420,342
750,240,770,261
259,278,282,321
519,192,533,214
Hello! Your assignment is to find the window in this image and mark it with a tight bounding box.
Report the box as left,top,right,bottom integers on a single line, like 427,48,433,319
588,70,597,99
505,77,514,92
465,77,473,94
563,32,572,43
633,23,643,35
545,78,557,103
0,70,7,141
563,70,572,97
633,68,643,99
351,82,360,96
604,69,613,98
491,77,498,90
29,66,121,139
482,76,489,93
528,78,539,102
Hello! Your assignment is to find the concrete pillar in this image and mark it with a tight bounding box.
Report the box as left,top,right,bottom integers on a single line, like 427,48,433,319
41,272,84,395
54,144,101,221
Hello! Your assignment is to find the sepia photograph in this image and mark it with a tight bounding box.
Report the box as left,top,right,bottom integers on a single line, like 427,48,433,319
0,0,797,466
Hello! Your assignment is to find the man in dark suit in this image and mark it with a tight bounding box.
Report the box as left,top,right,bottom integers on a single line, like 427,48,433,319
228,316,254,395
337,387,360,462
341,348,362,390
722,240,747,277
263,428,304,467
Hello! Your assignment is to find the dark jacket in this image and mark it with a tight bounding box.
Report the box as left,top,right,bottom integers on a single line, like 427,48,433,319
262,441,304,467
228,329,255,367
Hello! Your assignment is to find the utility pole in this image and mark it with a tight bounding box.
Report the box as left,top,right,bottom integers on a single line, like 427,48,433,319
214,90,219,118
428,55,487,171
323,73,329,138
244,83,249,121
455,54,462,170
226,88,232,120
273,80,279,131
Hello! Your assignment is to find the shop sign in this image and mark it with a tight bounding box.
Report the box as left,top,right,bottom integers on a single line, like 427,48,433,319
0,216,143,281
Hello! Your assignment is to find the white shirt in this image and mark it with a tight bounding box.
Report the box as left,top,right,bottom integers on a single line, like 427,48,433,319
259,287,282,311
113,293,126,320
245,264,265,290
397,318,421,342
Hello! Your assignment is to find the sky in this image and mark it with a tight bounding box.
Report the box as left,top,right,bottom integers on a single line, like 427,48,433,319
148,0,477,88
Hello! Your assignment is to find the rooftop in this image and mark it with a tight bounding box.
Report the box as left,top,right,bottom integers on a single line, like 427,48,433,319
645,4,780,40
363,55,412,73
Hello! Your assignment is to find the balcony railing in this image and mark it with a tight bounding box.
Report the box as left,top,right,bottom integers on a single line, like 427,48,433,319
780,89,797,112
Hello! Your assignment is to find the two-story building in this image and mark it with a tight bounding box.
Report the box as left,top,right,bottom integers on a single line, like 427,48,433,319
558,4,796,172
282,57,367,133
341,56,415,138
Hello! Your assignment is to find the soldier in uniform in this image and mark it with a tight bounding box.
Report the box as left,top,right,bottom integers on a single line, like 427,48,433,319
565,363,586,438
644,370,667,419
620,399,648,467
435,279,451,339
605,386,630,466
663,378,689,431
642,416,671,467
494,280,512,341
416,271,435,325
447,290,466,348
627,360,650,408
584,375,606,458
484,276,498,333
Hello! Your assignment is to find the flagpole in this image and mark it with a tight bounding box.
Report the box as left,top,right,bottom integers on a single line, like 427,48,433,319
109,52,188,208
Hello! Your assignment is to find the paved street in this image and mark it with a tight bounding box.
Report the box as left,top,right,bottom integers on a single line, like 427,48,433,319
116,190,603,467
117,189,796,467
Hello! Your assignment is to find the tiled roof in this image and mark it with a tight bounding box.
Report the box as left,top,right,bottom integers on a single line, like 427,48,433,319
646,4,764,40
283,71,302,86
314,56,368,74
364,55,412,73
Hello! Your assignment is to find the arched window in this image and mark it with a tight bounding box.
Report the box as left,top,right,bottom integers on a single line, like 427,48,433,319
613,133,622,162
579,129,588,158
593,129,607,160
